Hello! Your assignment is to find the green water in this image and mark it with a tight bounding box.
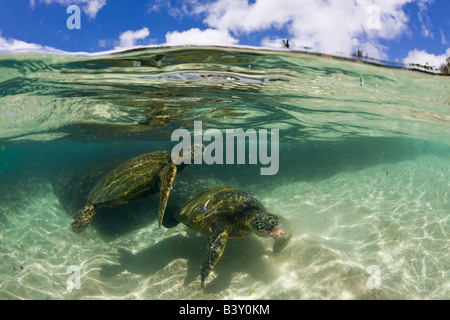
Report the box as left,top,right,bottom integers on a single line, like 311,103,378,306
0,47,448,299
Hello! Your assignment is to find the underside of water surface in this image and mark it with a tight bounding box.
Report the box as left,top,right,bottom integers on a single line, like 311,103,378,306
0,46,448,299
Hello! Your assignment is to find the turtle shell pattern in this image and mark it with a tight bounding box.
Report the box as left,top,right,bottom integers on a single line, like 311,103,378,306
88,151,171,207
177,187,265,238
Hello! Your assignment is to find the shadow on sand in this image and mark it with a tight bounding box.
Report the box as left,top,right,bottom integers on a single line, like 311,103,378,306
99,228,279,293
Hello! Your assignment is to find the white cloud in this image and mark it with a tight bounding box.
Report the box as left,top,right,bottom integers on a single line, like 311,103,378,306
165,28,238,46
358,41,389,61
83,0,106,18
115,27,151,49
0,30,117,56
439,28,447,45
0,30,59,52
30,0,107,18
403,48,450,68
191,0,425,58
147,0,192,20
0,27,151,55
261,37,287,50
416,0,434,39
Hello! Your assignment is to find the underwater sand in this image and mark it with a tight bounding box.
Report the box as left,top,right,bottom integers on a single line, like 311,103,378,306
0,154,448,300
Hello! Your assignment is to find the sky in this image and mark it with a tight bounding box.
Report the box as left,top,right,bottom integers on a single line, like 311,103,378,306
0,0,448,68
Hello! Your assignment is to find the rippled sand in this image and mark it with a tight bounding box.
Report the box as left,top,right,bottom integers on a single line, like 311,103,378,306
0,155,448,299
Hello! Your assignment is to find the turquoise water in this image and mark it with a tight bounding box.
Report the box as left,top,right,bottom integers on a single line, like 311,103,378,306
0,47,449,299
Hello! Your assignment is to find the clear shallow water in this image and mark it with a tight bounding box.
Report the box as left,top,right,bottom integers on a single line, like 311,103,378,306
0,46,449,299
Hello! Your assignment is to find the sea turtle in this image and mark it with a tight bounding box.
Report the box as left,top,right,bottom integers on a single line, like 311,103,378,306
71,144,205,233
165,187,291,288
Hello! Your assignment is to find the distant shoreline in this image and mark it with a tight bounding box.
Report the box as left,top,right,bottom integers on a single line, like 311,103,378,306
0,44,446,76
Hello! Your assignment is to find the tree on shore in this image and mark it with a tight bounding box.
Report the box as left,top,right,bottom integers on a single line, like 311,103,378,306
439,57,450,75
352,49,368,59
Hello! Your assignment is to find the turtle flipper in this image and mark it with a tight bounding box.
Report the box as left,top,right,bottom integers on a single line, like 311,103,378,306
201,229,228,288
161,205,181,229
158,162,177,228
71,202,96,233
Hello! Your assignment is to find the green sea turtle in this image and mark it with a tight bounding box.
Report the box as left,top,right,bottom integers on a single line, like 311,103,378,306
165,187,291,288
71,144,205,233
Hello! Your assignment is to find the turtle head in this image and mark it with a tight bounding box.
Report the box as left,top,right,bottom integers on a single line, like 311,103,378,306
250,212,285,238
250,211,291,253
172,143,206,166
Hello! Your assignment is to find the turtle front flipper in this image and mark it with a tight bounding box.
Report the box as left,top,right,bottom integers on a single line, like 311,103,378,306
71,202,96,233
201,229,228,289
158,162,177,228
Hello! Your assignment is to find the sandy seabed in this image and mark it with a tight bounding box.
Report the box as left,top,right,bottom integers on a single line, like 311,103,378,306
0,155,448,300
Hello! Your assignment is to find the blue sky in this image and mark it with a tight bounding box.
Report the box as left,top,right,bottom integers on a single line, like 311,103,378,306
0,0,448,68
